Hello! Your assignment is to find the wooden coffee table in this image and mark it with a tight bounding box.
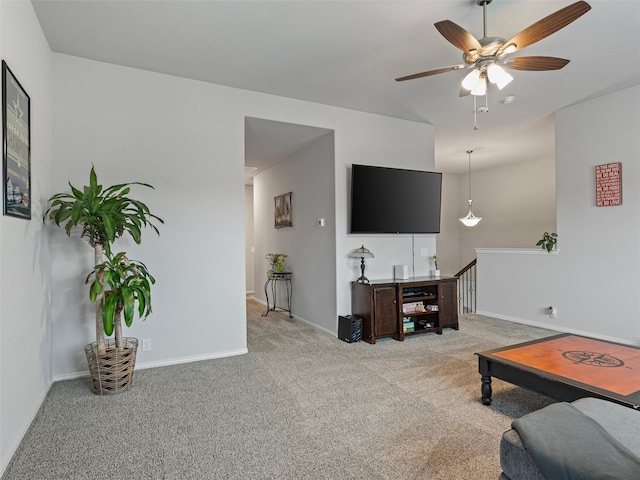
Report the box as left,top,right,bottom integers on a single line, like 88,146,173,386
476,334,640,410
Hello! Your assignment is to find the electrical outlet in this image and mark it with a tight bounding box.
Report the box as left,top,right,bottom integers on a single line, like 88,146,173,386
420,248,429,256
142,338,152,351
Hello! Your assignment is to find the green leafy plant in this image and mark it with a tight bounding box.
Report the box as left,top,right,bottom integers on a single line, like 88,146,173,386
265,253,287,276
87,252,154,345
45,166,162,256
45,166,163,352
429,255,438,270
536,232,558,253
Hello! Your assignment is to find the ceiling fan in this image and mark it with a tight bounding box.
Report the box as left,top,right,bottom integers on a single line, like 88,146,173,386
396,0,591,96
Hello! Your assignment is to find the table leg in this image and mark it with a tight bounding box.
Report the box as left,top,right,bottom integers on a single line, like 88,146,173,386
481,375,492,405
285,277,292,318
262,278,271,317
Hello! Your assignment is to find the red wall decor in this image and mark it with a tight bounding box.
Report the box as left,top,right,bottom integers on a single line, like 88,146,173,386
595,162,622,207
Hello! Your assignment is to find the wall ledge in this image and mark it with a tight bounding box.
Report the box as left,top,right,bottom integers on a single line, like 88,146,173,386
476,247,559,256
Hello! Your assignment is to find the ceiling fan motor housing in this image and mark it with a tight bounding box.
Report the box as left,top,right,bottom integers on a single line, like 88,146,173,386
463,36,506,64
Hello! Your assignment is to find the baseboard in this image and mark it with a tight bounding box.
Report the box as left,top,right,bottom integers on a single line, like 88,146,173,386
135,348,248,371
251,297,336,337
1,380,53,477
294,314,336,337
475,310,640,347
52,348,249,382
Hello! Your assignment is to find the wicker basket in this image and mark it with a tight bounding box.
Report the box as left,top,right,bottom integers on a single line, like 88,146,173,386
85,337,138,395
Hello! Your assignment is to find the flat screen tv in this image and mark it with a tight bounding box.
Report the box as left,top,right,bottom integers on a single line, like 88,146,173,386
350,164,442,234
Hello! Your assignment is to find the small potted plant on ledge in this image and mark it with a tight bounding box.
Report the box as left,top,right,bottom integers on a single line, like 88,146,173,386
536,232,558,253
45,166,163,394
429,255,440,277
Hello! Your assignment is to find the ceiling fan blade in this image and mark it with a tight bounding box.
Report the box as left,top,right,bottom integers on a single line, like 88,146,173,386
395,65,466,82
499,1,591,55
504,56,570,71
434,20,482,53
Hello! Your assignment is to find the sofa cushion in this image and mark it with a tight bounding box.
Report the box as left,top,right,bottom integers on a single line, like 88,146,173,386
511,400,640,479
571,397,640,458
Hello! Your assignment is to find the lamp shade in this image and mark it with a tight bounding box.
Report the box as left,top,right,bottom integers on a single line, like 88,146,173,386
459,200,482,227
461,69,481,91
487,64,513,90
470,75,487,96
349,245,374,258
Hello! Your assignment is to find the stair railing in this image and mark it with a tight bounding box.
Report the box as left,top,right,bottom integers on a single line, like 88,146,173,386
455,258,477,314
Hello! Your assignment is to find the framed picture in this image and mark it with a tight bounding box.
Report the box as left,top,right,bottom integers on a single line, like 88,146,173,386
595,162,622,207
274,192,292,228
2,61,31,219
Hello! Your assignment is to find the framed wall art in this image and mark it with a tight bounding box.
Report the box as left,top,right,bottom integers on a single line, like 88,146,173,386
2,60,31,219
274,192,292,228
595,162,622,207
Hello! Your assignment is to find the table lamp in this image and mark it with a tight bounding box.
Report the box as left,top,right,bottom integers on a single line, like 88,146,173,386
349,245,374,284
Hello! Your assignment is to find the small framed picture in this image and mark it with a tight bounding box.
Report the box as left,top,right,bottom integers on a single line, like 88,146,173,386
2,61,31,220
274,192,292,228
595,162,622,207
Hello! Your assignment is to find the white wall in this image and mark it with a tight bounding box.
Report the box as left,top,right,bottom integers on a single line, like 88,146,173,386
476,247,563,329
254,132,337,332
438,156,557,275
245,185,254,294
435,173,461,276
555,85,639,342
49,53,435,378
477,85,640,344
50,54,249,377
0,1,54,474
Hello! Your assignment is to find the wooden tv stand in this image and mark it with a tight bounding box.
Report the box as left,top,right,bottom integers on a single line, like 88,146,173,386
351,276,458,344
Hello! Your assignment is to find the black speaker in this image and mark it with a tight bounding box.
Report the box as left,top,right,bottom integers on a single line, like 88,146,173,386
338,315,362,343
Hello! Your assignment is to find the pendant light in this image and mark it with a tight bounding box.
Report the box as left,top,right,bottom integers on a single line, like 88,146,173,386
459,150,482,227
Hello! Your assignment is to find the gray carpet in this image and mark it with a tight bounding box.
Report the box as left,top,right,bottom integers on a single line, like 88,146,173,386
2,300,557,480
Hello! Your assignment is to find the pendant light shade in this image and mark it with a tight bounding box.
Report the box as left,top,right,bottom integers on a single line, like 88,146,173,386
460,200,482,227
459,150,482,227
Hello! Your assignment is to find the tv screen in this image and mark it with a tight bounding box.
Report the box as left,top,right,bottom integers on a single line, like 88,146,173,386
350,164,442,234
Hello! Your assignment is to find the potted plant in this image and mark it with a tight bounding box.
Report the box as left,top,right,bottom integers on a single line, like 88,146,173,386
429,255,440,277
45,166,163,394
536,232,558,253
265,253,287,277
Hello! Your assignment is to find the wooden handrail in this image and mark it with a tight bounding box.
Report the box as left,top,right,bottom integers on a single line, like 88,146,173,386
455,258,476,278
455,258,477,314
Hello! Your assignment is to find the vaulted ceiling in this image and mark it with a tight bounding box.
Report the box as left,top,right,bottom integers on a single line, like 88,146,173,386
32,1,639,174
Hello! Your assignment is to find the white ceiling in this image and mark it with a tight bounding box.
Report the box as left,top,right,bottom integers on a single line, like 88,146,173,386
32,0,640,175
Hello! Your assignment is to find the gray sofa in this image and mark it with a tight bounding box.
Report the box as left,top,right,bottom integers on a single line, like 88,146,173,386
499,397,640,480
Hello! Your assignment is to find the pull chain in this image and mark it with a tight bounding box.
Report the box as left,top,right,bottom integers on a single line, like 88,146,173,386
473,95,478,130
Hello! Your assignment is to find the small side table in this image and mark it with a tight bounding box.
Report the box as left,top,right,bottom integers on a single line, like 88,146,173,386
262,271,292,318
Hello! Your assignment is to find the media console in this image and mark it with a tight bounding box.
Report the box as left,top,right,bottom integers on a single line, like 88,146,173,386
351,276,458,344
